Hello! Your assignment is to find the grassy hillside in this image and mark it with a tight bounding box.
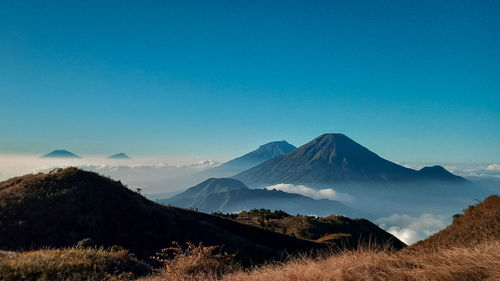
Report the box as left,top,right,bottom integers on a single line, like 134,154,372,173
216,242,500,281
142,195,500,281
164,177,364,218
213,209,405,250
0,168,323,264
0,247,149,281
409,195,500,251
141,242,500,281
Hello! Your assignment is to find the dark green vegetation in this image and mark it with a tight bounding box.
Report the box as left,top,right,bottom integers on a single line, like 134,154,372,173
409,195,500,251
213,209,406,250
162,177,364,218
0,248,149,281
233,133,466,187
0,168,323,264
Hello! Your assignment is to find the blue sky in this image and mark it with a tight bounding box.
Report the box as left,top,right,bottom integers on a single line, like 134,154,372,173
1,0,499,163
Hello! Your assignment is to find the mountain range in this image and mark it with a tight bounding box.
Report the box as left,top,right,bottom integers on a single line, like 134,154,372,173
195,140,296,178
233,133,466,187
162,177,365,218
0,168,405,264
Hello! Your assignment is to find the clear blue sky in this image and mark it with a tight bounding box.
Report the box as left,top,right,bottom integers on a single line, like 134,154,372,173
1,0,499,163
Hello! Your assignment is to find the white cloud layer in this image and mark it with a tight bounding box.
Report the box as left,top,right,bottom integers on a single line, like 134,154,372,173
486,164,500,171
376,213,450,245
0,155,221,193
266,183,345,201
400,162,500,179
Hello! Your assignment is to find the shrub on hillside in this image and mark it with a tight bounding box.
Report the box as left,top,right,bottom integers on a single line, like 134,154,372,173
152,242,237,281
140,242,500,281
0,247,150,281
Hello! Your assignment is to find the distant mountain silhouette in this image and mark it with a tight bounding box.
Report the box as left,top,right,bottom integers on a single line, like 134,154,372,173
163,178,366,218
201,141,296,177
0,168,323,264
164,141,297,191
107,153,130,159
233,134,466,187
417,165,462,181
41,150,81,158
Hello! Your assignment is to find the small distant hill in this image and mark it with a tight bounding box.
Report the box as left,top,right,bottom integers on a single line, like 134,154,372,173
417,165,463,181
40,150,81,158
409,195,500,251
233,133,466,187
214,209,405,250
163,178,365,218
169,178,248,206
0,168,323,264
107,153,130,159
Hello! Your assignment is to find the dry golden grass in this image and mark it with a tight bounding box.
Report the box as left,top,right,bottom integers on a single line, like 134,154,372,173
156,242,236,279
0,247,150,281
410,195,500,251
142,242,500,281
141,242,238,281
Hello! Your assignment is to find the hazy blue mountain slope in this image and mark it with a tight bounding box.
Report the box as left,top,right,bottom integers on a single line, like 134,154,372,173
41,150,81,158
163,178,367,218
161,141,297,192
201,140,296,178
107,153,130,159
233,134,466,187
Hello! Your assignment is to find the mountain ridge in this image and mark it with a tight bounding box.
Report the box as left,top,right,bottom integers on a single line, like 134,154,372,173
162,141,297,191
163,177,367,218
233,133,466,187
214,209,406,250
203,140,296,176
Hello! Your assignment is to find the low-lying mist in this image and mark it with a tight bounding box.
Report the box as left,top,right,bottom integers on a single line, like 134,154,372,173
0,154,220,194
267,178,497,245
265,183,354,202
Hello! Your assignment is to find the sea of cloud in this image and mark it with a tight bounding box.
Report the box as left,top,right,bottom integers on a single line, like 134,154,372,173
265,183,354,202
401,162,500,178
0,154,220,193
376,213,450,245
